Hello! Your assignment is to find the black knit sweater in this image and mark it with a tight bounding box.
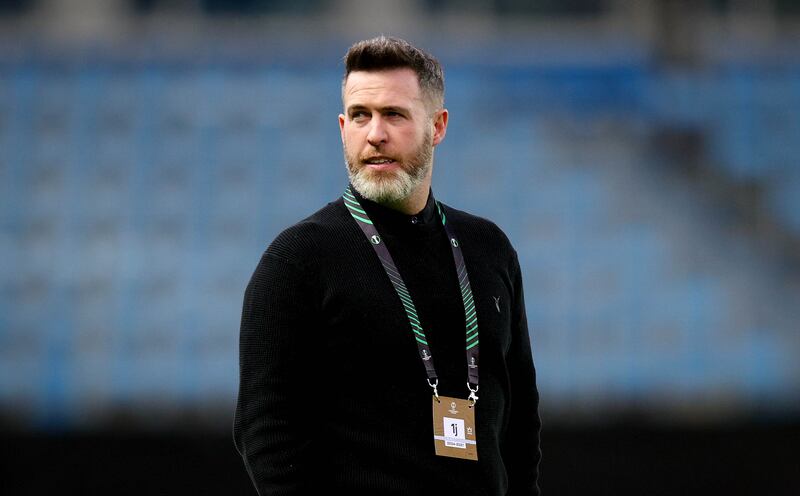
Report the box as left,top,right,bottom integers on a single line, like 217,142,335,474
233,187,541,495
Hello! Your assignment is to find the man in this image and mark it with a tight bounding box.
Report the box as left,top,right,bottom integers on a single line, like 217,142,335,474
234,36,541,495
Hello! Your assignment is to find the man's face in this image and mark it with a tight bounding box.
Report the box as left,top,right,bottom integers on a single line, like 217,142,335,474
339,68,447,205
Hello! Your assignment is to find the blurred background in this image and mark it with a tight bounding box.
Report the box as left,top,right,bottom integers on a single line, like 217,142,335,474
1,0,799,494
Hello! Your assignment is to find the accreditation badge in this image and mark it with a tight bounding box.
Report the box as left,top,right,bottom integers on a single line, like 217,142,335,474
432,395,478,461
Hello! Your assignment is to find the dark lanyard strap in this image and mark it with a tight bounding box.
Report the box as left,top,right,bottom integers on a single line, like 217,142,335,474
343,186,480,402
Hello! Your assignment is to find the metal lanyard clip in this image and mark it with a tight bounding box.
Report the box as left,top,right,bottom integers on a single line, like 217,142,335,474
467,383,479,407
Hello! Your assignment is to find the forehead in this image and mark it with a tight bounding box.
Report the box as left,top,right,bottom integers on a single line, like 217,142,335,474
343,68,423,107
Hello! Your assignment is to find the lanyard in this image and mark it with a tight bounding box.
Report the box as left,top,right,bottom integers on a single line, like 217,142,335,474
343,186,480,404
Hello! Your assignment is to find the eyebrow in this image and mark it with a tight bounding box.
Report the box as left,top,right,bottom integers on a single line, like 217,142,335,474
347,104,410,115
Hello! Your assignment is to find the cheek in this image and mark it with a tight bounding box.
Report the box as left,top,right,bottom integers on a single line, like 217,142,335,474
343,126,365,146
395,127,422,147
342,130,364,158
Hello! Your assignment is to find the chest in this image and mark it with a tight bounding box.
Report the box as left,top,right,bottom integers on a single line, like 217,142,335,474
316,228,514,390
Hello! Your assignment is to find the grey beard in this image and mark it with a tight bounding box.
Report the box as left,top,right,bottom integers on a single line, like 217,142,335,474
343,136,433,205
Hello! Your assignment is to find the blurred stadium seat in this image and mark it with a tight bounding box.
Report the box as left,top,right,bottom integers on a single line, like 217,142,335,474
1,30,799,430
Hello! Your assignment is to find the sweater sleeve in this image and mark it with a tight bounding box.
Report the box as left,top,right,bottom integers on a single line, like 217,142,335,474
233,248,319,495
503,250,542,496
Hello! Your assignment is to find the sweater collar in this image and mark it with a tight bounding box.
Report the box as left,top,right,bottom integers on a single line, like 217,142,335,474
348,184,439,230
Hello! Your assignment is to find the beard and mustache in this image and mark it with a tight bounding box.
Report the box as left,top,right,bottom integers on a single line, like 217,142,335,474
343,128,433,205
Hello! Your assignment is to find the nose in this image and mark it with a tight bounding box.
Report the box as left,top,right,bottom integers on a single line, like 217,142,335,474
366,117,388,147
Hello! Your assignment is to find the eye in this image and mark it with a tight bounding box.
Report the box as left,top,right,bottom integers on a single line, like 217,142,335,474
351,110,369,121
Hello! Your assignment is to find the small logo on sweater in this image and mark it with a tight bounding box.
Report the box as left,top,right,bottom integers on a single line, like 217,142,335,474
493,296,501,313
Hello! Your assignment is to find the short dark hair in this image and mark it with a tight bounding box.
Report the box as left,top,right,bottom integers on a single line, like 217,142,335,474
343,36,445,111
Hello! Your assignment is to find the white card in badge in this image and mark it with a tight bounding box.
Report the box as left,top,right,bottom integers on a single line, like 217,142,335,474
432,395,478,461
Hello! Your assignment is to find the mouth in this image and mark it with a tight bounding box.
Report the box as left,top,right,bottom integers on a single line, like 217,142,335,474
361,156,399,171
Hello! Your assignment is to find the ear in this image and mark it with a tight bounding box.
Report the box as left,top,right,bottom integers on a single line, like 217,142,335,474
338,114,346,144
432,109,448,146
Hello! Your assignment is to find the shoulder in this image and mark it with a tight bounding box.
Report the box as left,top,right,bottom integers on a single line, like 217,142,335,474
439,202,517,257
264,198,351,266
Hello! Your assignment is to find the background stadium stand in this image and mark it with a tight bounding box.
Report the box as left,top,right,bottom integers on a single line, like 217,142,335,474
1,0,799,494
